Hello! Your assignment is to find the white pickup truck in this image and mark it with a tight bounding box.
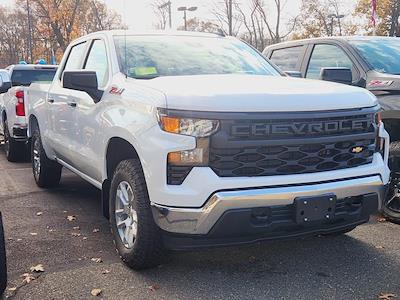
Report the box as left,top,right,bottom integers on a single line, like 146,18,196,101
0,64,57,161
27,30,390,270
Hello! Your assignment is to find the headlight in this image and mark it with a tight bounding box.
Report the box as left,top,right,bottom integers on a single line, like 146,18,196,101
158,113,219,137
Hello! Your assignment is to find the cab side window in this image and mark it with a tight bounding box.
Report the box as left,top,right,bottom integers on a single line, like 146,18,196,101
306,44,354,80
63,42,88,72
270,46,304,71
84,40,109,88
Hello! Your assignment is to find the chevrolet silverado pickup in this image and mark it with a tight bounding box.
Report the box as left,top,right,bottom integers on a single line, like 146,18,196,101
0,64,57,161
27,30,390,270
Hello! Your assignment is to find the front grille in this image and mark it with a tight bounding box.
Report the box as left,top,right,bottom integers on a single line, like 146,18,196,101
209,108,378,178
210,139,375,177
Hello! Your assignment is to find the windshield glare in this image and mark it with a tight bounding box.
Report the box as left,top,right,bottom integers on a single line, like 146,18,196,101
114,35,279,79
350,39,400,75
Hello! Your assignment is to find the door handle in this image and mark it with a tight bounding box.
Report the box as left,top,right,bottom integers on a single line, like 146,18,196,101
68,102,77,108
48,98,55,104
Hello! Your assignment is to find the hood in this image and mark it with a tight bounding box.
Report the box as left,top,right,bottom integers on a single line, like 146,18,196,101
137,75,377,112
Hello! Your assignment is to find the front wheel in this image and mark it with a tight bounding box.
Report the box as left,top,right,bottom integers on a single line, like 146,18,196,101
109,159,164,270
383,172,400,223
31,129,62,188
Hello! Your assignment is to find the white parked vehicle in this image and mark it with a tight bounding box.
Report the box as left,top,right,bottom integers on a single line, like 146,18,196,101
27,30,390,269
0,64,57,161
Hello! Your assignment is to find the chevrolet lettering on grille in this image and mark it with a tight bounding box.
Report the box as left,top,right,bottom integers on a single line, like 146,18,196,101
231,119,373,137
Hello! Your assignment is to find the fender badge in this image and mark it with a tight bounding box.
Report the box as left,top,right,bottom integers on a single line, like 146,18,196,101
109,87,125,95
351,146,364,154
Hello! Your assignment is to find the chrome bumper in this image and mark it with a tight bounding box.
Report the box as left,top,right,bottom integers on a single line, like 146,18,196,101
151,175,386,235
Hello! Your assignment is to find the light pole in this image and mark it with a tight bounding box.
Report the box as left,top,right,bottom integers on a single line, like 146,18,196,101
177,6,197,31
328,14,345,36
159,1,172,29
26,0,33,63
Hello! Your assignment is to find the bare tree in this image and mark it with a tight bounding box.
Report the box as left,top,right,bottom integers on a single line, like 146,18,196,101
152,0,169,30
211,0,242,36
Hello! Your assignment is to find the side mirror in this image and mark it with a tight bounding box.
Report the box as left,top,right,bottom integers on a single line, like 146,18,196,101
0,74,11,94
62,71,103,103
285,71,303,78
320,67,352,85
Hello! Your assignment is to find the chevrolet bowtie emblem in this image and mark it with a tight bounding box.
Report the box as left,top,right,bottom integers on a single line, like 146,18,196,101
351,146,364,154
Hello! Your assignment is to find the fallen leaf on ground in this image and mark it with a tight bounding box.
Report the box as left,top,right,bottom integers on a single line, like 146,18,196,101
67,215,76,222
36,212,43,216
375,245,385,249
91,289,102,296
73,226,80,230
17,238,22,242
102,269,110,274
71,233,81,237
8,287,17,292
377,217,387,223
82,237,88,240
30,233,38,236
91,257,103,263
148,284,160,292
21,273,35,284
48,229,55,233
378,293,397,300
93,228,100,233
30,264,45,273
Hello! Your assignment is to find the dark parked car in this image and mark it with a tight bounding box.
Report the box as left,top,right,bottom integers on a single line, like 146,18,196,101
264,36,400,222
0,213,6,298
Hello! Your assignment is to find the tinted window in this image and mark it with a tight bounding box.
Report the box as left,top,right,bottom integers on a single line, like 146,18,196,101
349,39,400,74
84,40,109,87
306,44,353,79
114,36,280,79
64,42,87,72
270,46,303,71
11,69,57,86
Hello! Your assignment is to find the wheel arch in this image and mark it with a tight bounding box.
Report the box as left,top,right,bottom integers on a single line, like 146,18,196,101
102,137,143,219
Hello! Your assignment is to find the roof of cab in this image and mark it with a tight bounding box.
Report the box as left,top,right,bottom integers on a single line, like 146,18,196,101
264,35,400,51
7,64,58,71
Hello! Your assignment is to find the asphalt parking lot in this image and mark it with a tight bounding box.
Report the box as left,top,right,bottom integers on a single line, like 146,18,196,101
0,149,399,300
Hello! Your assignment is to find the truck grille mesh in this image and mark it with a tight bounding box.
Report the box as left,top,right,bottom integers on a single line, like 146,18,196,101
209,110,377,178
209,139,375,177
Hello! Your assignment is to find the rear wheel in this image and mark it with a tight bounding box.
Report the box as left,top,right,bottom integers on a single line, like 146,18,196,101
109,159,164,270
3,121,25,162
31,129,62,188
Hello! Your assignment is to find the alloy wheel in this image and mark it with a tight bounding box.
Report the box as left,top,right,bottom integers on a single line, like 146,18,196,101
115,181,138,249
33,138,41,180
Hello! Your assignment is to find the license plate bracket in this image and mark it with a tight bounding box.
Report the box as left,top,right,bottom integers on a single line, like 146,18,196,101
295,194,336,224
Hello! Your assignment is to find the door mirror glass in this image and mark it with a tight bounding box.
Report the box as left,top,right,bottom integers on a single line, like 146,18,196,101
285,71,303,78
62,71,103,103
320,67,352,85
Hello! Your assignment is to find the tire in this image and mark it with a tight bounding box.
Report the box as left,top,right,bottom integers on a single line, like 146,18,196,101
31,129,62,188
109,159,164,270
0,213,7,297
322,226,356,237
382,142,400,223
3,121,25,162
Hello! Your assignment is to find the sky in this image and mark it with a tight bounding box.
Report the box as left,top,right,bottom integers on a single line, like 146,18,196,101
0,0,304,31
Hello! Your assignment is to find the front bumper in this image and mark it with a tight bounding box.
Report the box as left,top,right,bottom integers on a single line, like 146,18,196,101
152,175,385,237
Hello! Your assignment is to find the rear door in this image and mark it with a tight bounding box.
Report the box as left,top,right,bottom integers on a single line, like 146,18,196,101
47,41,89,164
267,45,307,74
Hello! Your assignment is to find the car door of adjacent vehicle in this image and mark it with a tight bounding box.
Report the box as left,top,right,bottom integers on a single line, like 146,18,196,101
48,41,89,164
70,38,110,182
303,42,362,85
268,45,306,74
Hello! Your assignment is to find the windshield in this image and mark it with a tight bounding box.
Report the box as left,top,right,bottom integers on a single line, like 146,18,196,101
349,39,400,75
11,69,57,86
114,35,280,79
